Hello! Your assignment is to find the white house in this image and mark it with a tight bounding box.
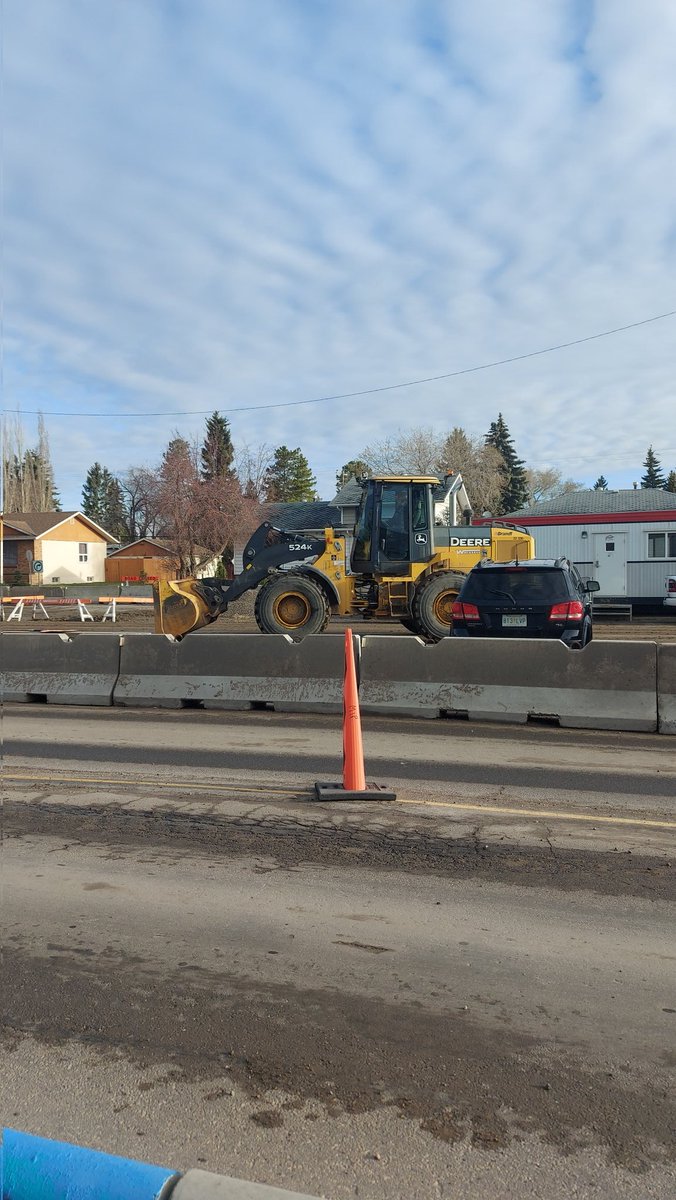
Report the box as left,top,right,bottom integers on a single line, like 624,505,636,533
502,489,676,606
1,511,117,586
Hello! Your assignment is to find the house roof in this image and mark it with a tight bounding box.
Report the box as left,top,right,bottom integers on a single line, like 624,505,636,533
332,477,365,507
506,489,676,519
266,501,344,531
2,510,117,541
109,537,214,558
109,537,174,556
1,517,34,537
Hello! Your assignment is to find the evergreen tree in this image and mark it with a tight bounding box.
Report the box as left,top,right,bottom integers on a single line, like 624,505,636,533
665,469,676,493
484,414,529,512
593,475,609,490
640,446,666,489
81,463,129,540
82,463,107,523
163,435,192,465
201,411,235,481
336,459,371,489
264,446,317,502
104,477,129,541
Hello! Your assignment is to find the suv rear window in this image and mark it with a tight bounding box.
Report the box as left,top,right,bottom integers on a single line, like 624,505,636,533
461,569,566,604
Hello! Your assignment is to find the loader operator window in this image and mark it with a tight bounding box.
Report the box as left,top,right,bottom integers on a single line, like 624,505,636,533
352,486,375,564
381,484,409,561
411,484,427,531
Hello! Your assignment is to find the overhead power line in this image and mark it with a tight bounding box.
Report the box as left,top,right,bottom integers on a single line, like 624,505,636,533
5,307,676,419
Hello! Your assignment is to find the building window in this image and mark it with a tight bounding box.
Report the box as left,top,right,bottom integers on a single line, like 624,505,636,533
648,531,676,558
78,542,88,562
3,541,18,567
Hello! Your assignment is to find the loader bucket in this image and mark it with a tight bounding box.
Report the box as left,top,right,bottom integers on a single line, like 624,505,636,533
153,578,216,639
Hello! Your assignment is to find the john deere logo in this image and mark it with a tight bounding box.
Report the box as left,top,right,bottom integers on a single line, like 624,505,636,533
450,536,490,547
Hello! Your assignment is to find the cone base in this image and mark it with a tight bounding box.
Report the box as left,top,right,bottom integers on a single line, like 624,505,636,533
313,781,397,802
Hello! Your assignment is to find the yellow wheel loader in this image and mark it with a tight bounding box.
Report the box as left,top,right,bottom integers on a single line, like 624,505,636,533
154,474,535,641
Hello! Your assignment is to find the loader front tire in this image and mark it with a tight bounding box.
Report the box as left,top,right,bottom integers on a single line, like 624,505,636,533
255,572,330,637
399,617,419,634
412,571,466,642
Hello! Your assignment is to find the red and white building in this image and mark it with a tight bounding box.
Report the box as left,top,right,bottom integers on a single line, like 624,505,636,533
502,489,676,606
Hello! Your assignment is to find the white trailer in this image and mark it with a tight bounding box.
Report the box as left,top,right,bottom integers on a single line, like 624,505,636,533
504,489,676,608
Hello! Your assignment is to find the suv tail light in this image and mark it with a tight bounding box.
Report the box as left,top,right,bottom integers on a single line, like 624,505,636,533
452,600,480,622
548,600,584,621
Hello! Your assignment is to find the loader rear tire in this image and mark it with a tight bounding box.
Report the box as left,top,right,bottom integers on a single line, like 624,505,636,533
255,572,330,637
412,571,466,642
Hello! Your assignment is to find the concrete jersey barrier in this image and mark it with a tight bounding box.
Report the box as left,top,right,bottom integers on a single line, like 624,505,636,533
0,632,121,706
657,643,676,734
358,636,659,732
114,633,348,712
1,629,671,734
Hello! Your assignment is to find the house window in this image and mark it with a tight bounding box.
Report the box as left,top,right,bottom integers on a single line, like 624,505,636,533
78,542,88,562
3,541,18,567
648,531,676,558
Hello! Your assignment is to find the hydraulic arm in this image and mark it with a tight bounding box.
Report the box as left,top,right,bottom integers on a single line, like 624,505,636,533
154,523,327,638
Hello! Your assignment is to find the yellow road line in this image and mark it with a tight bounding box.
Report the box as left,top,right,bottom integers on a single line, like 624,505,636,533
397,797,676,830
4,772,675,831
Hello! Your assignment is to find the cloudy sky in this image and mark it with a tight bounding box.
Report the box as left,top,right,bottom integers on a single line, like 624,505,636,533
4,0,676,508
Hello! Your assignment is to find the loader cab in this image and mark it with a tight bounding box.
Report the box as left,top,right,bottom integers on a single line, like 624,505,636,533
351,478,435,575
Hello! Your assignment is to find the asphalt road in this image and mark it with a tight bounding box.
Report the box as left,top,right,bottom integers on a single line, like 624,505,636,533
2,705,675,1199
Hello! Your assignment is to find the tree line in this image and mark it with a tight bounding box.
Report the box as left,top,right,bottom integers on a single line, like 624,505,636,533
2,412,320,576
77,415,320,574
3,410,675,574
339,415,575,515
338,419,676,512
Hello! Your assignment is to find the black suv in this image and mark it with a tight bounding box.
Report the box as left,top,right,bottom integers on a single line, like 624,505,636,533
451,558,600,648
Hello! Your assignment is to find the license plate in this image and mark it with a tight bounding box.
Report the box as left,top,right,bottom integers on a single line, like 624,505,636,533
502,614,527,628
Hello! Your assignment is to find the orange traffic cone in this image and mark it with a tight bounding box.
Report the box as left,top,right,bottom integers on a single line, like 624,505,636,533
314,630,396,802
343,627,366,791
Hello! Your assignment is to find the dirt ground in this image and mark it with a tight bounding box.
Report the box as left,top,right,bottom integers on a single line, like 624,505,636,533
2,597,675,642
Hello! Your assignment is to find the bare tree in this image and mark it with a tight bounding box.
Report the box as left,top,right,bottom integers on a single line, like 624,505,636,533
438,427,505,515
361,426,441,475
155,436,261,576
525,467,584,506
359,424,507,515
235,441,274,501
2,413,58,511
118,467,162,542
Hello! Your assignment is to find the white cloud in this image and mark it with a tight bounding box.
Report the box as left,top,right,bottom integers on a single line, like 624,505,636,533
4,0,676,506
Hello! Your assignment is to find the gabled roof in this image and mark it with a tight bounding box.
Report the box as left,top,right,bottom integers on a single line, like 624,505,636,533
109,537,214,558
507,489,676,519
265,501,343,531
332,477,364,507
109,537,175,556
2,510,118,541
1,517,34,537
